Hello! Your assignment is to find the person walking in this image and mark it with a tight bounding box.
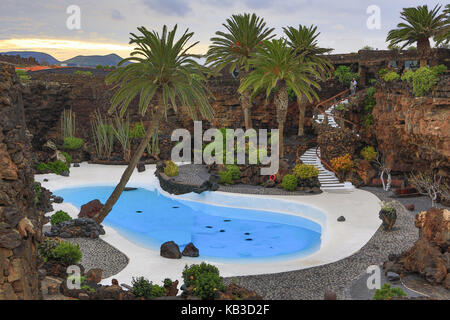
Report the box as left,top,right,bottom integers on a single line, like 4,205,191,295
350,78,357,95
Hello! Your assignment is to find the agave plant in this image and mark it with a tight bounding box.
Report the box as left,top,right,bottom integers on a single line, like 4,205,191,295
283,25,333,136
207,13,275,129
387,4,449,66
94,25,213,223
239,39,320,157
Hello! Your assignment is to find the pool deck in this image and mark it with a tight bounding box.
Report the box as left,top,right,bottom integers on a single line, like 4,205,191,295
36,162,381,287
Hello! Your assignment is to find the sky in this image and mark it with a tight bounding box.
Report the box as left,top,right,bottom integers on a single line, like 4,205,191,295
0,0,445,61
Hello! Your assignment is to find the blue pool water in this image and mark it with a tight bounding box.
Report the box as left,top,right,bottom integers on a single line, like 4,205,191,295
56,186,322,261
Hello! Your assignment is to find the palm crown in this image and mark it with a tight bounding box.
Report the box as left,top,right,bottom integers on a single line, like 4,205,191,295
239,39,320,102
206,13,275,74
106,25,213,121
283,25,333,77
387,5,449,50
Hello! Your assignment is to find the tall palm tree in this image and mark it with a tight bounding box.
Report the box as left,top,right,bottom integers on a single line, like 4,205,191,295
94,25,213,224
239,39,320,157
387,4,448,67
206,13,275,129
283,25,333,136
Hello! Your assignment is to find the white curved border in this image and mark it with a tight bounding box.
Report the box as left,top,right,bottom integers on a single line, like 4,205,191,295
35,163,381,286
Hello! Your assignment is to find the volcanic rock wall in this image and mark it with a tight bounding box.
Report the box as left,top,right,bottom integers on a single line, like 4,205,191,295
372,75,450,175
0,62,42,299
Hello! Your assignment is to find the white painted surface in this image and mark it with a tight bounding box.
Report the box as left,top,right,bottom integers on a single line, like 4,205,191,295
36,163,381,286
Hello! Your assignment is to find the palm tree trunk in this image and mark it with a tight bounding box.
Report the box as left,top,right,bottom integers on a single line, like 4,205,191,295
94,106,163,224
275,80,289,157
297,94,307,136
418,37,431,67
239,71,253,129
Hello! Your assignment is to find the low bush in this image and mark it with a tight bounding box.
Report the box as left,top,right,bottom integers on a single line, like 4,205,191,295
131,276,165,299
37,160,70,175
61,151,72,165
51,241,82,265
74,70,93,76
333,66,359,86
218,170,234,184
412,67,441,97
330,154,354,173
38,238,62,261
164,160,179,177
401,69,414,82
182,263,226,300
63,136,84,150
378,68,388,77
34,182,41,205
129,122,146,139
382,71,400,82
360,146,377,162
373,283,406,300
282,174,298,191
293,164,319,180
50,210,72,226
225,164,241,180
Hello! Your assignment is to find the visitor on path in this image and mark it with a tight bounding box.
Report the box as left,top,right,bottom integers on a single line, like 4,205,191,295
350,78,357,95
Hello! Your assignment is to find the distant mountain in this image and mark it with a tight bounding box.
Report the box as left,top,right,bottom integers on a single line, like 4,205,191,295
2,51,60,65
62,54,127,67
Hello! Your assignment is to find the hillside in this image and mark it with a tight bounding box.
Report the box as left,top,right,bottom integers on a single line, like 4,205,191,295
62,54,126,67
2,51,59,65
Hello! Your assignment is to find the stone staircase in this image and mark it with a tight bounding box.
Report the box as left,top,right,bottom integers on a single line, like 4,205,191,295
303,99,354,191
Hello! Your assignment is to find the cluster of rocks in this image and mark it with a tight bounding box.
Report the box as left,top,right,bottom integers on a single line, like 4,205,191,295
383,208,450,289
44,218,105,239
160,241,199,259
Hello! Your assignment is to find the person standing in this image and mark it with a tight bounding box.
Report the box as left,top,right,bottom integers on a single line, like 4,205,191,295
350,78,358,95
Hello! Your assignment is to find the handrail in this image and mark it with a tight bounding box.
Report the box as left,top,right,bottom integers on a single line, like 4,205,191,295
315,145,341,179
315,89,349,109
313,89,357,127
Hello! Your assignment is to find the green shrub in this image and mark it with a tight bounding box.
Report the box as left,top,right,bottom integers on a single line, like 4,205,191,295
129,122,146,139
164,160,179,177
38,238,62,261
163,278,173,288
51,241,82,265
218,170,234,184
293,164,319,180
131,276,165,299
334,103,346,111
360,146,377,162
282,174,298,191
412,67,439,97
61,152,72,165
74,70,93,76
182,263,226,300
96,65,103,69
225,164,241,180
15,69,31,81
378,68,388,77
373,283,407,300
401,69,415,82
382,71,400,82
431,64,447,76
34,182,41,205
37,160,70,175
50,210,72,226
334,66,358,86
63,136,83,150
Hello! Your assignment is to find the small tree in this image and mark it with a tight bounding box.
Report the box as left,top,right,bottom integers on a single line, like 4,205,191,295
373,152,392,192
409,170,450,207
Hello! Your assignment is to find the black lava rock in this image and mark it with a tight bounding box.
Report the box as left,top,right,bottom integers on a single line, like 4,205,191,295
160,241,182,259
182,242,199,257
53,196,64,204
44,218,105,239
337,216,346,222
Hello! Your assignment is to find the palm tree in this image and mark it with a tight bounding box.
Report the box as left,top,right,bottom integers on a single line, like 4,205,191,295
239,39,320,157
206,13,274,129
435,4,450,46
283,25,333,136
387,4,448,67
94,25,213,223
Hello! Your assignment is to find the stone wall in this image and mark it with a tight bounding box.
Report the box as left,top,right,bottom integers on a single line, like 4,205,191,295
0,62,42,299
372,75,450,175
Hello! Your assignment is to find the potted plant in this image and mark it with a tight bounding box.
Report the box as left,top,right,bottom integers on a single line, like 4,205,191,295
378,201,397,231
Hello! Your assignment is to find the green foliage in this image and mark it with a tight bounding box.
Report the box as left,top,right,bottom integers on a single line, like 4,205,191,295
63,136,83,150
401,69,415,82
282,174,298,191
287,87,297,102
112,113,131,161
164,160,179,177
61,152,72,165
360,146,378,162
50,210,72,226
382,71,400,82
334,103,347,111
15,69,31,81
412,67,440,96
380,201,396,214
51,241,82,265
378,68,389,77
293,164,319,180
363,114,374,129
219,170,234,184
333,66,359,86
131,277,165,299
182,262,226,300
61,108,76,139
74,70,93,76
34,182,41,205
364,87,376,113
431,64,448,76
163,278,173,288
373,283,407,300
37,160,70,175
38,238,61,261
225,164,241,180
129,122,146,139
91,109,114,160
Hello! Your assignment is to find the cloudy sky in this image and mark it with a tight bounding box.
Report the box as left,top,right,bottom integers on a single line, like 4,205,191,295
0,0,445,60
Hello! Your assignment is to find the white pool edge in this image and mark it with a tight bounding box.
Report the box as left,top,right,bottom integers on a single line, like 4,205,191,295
36,162,382,286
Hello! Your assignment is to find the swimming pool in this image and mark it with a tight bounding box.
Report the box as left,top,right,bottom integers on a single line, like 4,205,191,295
56,186,323,261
